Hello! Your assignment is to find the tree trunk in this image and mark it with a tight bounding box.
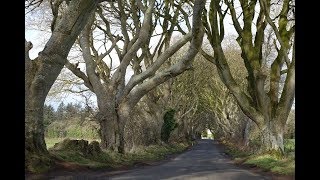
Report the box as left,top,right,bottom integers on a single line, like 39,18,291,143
243,119,251,146
25,57,67,172
97,101,129,154
117,117,126,154
25,0,99,172
25,98,52,172
117,102,131,153
259,120,285,154
99,115,119,151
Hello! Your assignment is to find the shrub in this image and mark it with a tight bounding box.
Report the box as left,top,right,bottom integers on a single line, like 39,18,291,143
284,139,295,155
161,109,178,142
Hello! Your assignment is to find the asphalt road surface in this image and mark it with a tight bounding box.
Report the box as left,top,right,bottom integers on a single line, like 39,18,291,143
27,139,271,180
108,139,269,180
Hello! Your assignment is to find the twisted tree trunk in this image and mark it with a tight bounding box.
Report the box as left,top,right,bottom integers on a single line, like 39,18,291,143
25,0,99,172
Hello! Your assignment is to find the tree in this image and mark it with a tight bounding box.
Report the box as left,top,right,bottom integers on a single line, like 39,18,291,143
56,102,65,121
66,0,206,153
43,104,56,128
25,0,107,172
64,102,80,120
170,44,249,144
202,0,295,154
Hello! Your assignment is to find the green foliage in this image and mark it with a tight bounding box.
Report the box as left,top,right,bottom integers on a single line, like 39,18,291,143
45,118,99,139
45,121,67,138
223,140,294,175
201,130,208,137
43,105,57,128
284,139,295,155
55,102,85,121
161,109,178,142
244,154,295,175
66,123,99,139
45,102,99,140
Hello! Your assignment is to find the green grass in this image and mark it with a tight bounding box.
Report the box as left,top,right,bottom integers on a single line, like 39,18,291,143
244,154,295,175
222,139,295,176
45,138,65,149
45,138,100,149
47,138,189,171
284,139,295,154
50,150,112,168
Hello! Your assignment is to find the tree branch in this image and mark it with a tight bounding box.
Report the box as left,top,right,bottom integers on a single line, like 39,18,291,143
126,0,206,109
123,32,192,97
65,61,94,92
25,39,33,61
225,0,243,37
260,0,291,67
200,49,216,65
110,0,155,89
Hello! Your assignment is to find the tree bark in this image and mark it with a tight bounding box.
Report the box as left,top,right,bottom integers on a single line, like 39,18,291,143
243,119,251,146
260,120,285,154
25,0,99,172
97,110,119,151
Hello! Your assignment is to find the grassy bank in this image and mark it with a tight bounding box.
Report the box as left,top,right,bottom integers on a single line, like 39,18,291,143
222,139,295,176
31,138,191,174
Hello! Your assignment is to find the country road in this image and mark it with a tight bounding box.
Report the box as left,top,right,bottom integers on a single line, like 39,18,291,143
109,139,269,180
27,139,271,180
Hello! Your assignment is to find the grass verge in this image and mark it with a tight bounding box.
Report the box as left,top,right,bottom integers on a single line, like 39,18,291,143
222,141,295,176
244,154,294,175
43,138,190,173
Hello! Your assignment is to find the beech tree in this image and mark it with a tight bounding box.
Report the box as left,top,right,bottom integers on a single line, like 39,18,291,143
202,0,295,153
65,0,206,153
25,0,108,171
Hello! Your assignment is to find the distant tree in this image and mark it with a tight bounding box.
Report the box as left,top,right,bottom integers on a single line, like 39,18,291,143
65,103,79,120
43,105,56,128
56,102,65,121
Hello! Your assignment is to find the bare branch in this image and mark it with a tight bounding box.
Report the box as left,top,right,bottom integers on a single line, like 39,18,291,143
260,0,292,66
200,49,216,65
225,0,243,36
280,69,288,75
123,32,193,97
25,0,44,14
111,0,155,88
126,0,206,109
65,61,94,92
66,89,90,94
99,35,121,59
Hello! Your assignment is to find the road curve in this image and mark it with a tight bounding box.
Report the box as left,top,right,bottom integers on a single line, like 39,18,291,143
27,139,271,180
